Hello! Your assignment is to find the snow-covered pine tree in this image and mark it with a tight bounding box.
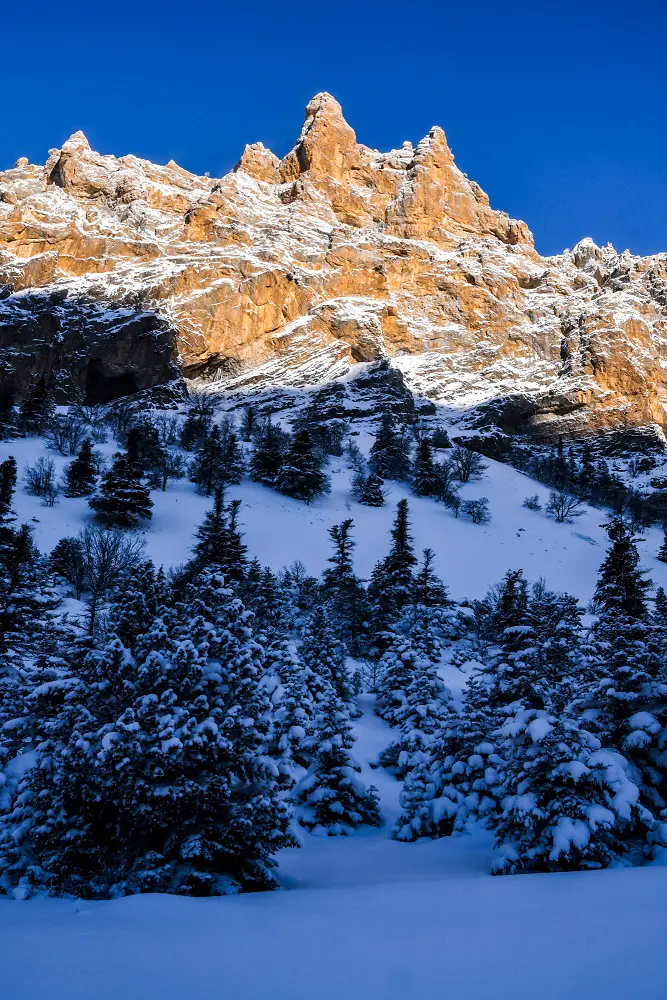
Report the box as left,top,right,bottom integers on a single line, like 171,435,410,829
367,499,418,652
221,431,246,485
189,423,225,496
492,708,655,874
109,560,170,651
412,438,440,497
250,419,290,487
179,398,213,451
191,489,248,586
657,529,667,564
299,605,352,705
368,412,411,481
276,429,330,503
63,438,97,497
358,472,385,507
585,519,667,831
240,405,255,442
0,570,294,898
19,375,55,435
392,673,503,842
295,688,381,835
378,652,453,776
266,639,314,769
89,453,153,528
320,519,368,653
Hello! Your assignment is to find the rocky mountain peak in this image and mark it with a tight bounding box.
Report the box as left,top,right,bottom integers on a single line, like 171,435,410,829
1,94,667,441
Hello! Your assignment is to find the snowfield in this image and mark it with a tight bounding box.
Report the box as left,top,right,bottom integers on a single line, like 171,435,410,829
3,432,667,603
2,426,667,999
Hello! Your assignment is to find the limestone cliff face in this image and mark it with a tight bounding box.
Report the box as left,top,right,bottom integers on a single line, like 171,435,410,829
2,93,667,438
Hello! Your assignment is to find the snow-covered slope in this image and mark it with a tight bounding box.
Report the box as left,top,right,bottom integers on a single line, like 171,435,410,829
4,431,667,605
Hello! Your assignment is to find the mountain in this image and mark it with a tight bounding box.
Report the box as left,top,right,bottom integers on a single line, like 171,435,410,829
2,93,667,442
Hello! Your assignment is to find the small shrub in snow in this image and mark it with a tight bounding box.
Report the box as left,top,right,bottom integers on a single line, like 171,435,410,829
23,457,57,499
545,490,584,523
45,414,86,456
522,494,542,511
462,497,490,524
451,445,487,484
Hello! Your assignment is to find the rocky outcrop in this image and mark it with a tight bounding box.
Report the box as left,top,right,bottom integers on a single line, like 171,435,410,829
2,93,667,438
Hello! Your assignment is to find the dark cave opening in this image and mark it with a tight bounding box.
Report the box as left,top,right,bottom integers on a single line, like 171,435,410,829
85,359,139,404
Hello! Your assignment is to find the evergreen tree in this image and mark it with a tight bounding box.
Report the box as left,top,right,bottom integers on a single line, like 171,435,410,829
19,375,55,435
0,456,17,524
191,489,248,586
241,405,256,442
63,438,97,497
368,412,412,481
189,424,225,496
586,520,667,827
411,548,450,611
221,431,246,485
299,606,351,704
0,382,15,439
378,653,453,775
320,519,368,651
658,529,667,564
295,689,381,835
367,500,417,649
0,523,59,653
392,674,503,842
89,454,153,528
250,420,290,487
276,430,330,503
594,519,650,622
492,709,655,874
412,438,440,497
0,571,293,897
49,537,86,599
268,640,314,768
358,473,385,507
109,561,170,651
179,397,214,451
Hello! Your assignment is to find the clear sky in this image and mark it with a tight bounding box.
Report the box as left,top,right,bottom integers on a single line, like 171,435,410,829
3,0,666,257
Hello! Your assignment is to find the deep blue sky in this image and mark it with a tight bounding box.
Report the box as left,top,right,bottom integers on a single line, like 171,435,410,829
4,1,666,256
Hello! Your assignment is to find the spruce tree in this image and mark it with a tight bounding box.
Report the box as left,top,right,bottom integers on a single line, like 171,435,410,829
359,473,385,507
19,375,55,435
0,571,293,897
295,689,381,835
241,405,256,442
412,438,440,497
378,653,453,775
251,420,290,487
658,530,667,564
63,438,97,497
367,500,417,649
191,489,248,586
368,413,411,481
179,400,213,451
320,519,368,652
299,606,352,704
189,424,225,496
594,519,650,622
89,454,153,528
492,709,654,874
276,429,330,503
221,431,246,485
393,674,502,842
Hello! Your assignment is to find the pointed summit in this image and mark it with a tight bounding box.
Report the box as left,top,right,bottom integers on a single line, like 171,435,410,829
61,130,91,152
279,91,358,183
